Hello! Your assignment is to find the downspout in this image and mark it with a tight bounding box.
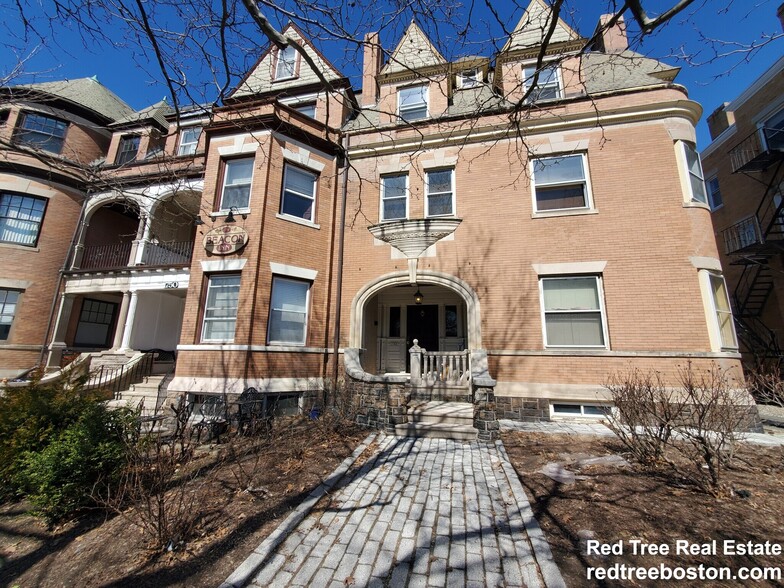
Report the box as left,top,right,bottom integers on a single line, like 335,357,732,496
37,193,90,368
331,133,350,393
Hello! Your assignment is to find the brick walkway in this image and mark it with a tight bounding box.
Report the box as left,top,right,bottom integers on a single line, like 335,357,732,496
224,434,565,588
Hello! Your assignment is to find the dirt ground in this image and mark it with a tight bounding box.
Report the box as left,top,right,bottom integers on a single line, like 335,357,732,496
503,431,784,587
0,419,368,588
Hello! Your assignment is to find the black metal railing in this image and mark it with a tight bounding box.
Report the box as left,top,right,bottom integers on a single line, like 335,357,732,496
723,216,761,254
89,352,154,400
80,242,134,270
140,240,194,267
729,126,784,173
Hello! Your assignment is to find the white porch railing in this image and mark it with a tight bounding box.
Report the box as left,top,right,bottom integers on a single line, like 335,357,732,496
409,339,471,386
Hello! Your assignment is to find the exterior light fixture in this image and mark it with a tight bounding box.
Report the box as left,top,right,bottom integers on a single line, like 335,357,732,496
414,288,424,305
194,215,204,226
224,209,236,223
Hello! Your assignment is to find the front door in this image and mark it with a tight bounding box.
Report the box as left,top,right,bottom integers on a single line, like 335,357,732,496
407,304,439,352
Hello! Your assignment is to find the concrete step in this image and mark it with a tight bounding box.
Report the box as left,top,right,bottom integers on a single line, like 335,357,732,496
395,422,478,441
408,401,474,425
409,386,472,402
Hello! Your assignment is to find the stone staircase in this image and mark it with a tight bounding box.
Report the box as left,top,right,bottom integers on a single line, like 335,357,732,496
395,400,477,441
106,374,168,415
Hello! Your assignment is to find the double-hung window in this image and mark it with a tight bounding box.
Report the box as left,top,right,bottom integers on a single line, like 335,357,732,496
219,157,254,211
380,174,408,221
275,45,297,80
177,127,201,156
281,164,317,222
707,176,723,210
294,102,317,118
0,193,47,247
14,112,67,154
763,107,784,152
540,276,607,347
202,274,241,342
681,142,708,204
523,64,562,101
0,288,20,341
425,168,455,217
532,154,591,212
268,277,310,345
707,272,737,350
116,135,140,165
398,85,428,122
457,69,480,89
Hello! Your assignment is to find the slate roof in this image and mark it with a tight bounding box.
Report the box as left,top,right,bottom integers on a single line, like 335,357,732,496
582,51,679,94
503,0,580,51
13,77,134,122
111,99,173,129
381,21,446,75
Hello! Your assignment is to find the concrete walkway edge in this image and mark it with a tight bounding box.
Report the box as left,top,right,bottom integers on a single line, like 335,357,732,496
495,440,567,588
219,432,379,588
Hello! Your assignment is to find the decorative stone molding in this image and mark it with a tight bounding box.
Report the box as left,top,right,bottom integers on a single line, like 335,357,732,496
368,218,461,258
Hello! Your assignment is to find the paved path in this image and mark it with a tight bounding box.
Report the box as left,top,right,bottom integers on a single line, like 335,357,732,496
225,434,565,588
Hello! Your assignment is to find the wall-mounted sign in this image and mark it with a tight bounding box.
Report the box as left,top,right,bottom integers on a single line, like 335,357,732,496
203,225,249,255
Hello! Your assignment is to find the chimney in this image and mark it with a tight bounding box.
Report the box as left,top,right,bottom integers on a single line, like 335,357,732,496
778,3,784,32
707,103,736,140
361,32,382,107
593,14,628,53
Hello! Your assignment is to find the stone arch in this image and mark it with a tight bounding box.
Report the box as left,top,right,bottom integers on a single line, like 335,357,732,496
349,270,482,350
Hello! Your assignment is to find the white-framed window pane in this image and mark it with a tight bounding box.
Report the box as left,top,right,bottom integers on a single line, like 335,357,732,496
268,277,309,344
709,273,737,349
399,86,428,121
177,127,201,156
294,103,316,118
524,65,561,101
707,177,722,209
282,165,316,221
426,169,454,217
221,158,253,210
533,155,588,211
0,288,20,341
542,277,605,347
0,193,46,246
202,275,240,341
15,112,67,154
683,143,707,203
275,45,297,79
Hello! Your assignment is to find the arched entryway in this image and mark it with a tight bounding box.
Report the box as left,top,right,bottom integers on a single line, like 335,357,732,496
350,271,482,375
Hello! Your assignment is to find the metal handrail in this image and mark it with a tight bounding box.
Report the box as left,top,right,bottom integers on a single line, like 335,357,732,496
140,240,194,267
87,352,155,400
80,242,134,270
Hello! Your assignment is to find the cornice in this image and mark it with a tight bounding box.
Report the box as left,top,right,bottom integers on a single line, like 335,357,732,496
346,98,701,159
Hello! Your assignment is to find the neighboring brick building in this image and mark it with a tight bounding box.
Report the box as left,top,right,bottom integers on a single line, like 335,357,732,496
701,55,784,364
1,1,748,434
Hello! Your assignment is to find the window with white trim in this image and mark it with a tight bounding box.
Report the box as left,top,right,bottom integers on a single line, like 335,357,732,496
0,193,47,247
177,126,201,156
268,276,310,345
219,157,254,211
540,276,607,347
681,142,708,204
398,85,428,122
425,168,455,217
116,135,140,165
707,176,723,210
14,112,67,154
202,274,241,342
294,102,316,118
457,69,480,89
707,272,737,350
523,64,562,101
532,154,591,212
281,164,317,222
0,288,20,341
275,45,297,80
380,173,408,221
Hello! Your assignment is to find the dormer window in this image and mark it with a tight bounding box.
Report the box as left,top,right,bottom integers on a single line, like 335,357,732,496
116,135,140,165
275,45,298,80
177,126,202,156
523,64,562,102
457,69,480,89
398,85,428,122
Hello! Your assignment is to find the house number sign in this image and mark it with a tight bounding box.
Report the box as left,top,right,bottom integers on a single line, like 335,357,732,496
203,225,249,255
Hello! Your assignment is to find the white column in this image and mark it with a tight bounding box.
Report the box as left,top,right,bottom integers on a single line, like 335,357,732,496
112,291,132,349
117,291,139,351
132,215,152,265
46,293,76,368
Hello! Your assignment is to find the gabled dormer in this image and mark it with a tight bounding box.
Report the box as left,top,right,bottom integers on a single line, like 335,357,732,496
229,23,353,128
106,99,172,166
496,0,585,104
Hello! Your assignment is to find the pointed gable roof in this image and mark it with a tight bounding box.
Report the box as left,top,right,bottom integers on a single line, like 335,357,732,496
231,22,345,99
503,0,580,52
380,21,446,75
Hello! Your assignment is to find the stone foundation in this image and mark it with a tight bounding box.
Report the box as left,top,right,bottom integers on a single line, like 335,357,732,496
496,396,551,422
473,386,499,442
344,379,411,433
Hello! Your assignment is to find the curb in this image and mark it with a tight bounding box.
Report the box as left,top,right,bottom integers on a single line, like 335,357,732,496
495,439,567,588
219,431,379,588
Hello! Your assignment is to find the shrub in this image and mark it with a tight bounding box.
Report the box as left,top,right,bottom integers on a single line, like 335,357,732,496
17,403,133,522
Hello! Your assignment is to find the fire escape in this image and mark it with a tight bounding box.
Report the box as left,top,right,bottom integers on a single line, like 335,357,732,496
721,123,784,361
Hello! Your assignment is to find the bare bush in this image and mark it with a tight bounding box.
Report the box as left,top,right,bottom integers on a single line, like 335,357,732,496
605,362,754,494
746,361,784,408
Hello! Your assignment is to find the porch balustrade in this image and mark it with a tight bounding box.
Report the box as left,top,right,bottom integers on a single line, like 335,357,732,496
80,241,134,270
409,339,471,386
78,240,194,270
140,240,194,266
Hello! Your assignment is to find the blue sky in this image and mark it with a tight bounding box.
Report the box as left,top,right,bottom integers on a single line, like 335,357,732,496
2,0,781,147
